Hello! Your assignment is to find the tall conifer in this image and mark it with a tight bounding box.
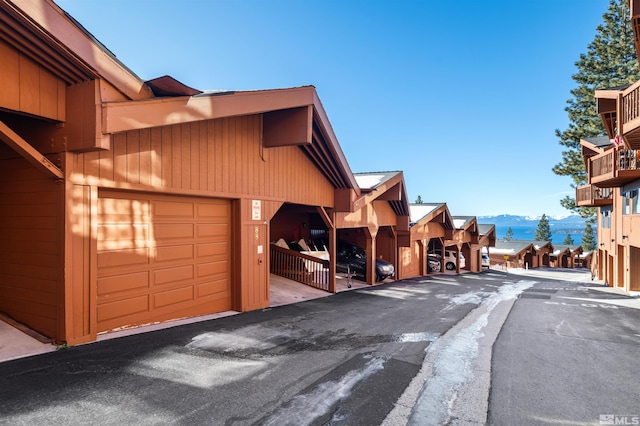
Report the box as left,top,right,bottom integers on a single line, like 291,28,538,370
554,0,640,216
581,221,597,251
504,227,514,241
534,214,553,242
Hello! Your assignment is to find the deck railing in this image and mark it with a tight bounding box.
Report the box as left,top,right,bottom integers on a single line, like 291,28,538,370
590,149,640,182
576,184,613,206
591,150,613,178
617,149,640,170
270,244,331,292
623,84,640,125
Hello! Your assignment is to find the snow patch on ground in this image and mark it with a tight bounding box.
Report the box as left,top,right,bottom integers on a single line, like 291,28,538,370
407,280,536,425
262,356,385,426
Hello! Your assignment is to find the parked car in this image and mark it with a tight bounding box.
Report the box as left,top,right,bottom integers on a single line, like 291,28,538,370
427,254,441,273
444,250,465,270
336,241,395,282
482,253,490,268
430,250,465,271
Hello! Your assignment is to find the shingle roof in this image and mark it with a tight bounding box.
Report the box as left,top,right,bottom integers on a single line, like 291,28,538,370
583,136,611,149
478,224,495,235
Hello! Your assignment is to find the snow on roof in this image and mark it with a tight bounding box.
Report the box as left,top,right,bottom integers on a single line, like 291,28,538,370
354,174,386,189
409,204,442,223
491,248,516,255
453,218,466,228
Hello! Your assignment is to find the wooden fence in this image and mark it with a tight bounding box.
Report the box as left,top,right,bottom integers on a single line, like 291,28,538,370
270,244,331,292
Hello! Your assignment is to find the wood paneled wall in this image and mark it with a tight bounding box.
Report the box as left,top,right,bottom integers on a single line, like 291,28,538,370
336,200,398,229
0,40,66,122
399,243,421,278
73,115,335,207
0,157,60,338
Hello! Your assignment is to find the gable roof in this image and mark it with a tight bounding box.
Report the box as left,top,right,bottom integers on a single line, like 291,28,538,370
492,240,534,256
453,215,476,230
478,223,495,236
552,244,583,256
531,240,553,250
354,171,410,217
409,203,454,229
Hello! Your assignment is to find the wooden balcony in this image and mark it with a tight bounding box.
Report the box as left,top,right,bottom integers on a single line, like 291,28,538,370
622,80,640,148
589,148,640,187
576,184,613,207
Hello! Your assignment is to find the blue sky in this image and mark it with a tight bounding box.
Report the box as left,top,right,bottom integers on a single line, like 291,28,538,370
55,0,611,217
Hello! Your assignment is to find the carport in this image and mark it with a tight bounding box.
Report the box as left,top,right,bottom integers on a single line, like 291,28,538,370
400,203,455,278
335,171,410,284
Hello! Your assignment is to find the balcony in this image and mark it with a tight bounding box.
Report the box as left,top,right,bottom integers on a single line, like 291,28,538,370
576,184,613,207
589,148,640,188
621,81,640,148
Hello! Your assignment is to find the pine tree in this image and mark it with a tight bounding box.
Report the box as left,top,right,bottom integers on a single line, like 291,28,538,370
553,0,640,217
534,214,553,242
562,234,575,245
415,195,423,204
504,227,514,241
581,221,597,251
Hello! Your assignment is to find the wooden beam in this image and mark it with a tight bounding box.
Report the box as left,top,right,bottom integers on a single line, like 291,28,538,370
263,106,312,147
103,87,317,133
0,119,63,179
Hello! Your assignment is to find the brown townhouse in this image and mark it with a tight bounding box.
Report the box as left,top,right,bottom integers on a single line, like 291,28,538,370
576,0,640,292
0,0,495,349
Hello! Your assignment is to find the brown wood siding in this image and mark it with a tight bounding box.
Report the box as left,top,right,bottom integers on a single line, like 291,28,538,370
630,246,640,291
399,243,421,278
96,191,231,332
336,200,397,229
0,39,65,121
75,115,335,207
0,157,60,338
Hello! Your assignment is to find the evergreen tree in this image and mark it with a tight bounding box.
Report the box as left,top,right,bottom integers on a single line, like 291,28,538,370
562,234,575,245
415,195,423,204
581,221,597,251
534,214,553,242
504,227,514,241
553,0,640,217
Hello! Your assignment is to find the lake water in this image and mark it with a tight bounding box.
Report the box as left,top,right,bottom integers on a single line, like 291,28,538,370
494,225,584,245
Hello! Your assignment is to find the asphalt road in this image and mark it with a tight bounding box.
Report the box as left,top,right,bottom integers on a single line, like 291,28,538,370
488,278,640,426
0,270,638,426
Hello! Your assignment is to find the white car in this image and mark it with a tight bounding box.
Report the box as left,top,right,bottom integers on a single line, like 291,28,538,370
482,253,490,268
443,251,465,270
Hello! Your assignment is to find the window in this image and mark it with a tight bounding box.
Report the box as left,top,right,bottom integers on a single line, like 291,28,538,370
601,207,611,229
622,188,640,215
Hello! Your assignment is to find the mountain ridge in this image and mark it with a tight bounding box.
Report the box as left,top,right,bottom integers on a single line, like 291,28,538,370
477,214,588,228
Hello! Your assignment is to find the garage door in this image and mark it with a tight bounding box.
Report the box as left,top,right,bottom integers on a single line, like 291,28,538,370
96,191,231,332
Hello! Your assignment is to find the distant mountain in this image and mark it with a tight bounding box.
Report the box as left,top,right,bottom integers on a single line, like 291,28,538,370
477,214,589,244
477,214,588,229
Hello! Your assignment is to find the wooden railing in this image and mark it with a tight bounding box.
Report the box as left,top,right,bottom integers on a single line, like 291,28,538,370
576,184,613,207
617,149,640,170
623,84,640,124
270,244,331,292
591,150,613,178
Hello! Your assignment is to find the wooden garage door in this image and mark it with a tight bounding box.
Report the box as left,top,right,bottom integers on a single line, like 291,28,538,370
97,191,231,332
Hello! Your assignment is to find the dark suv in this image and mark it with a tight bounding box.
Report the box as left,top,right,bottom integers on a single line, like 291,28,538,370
336,241,394,282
